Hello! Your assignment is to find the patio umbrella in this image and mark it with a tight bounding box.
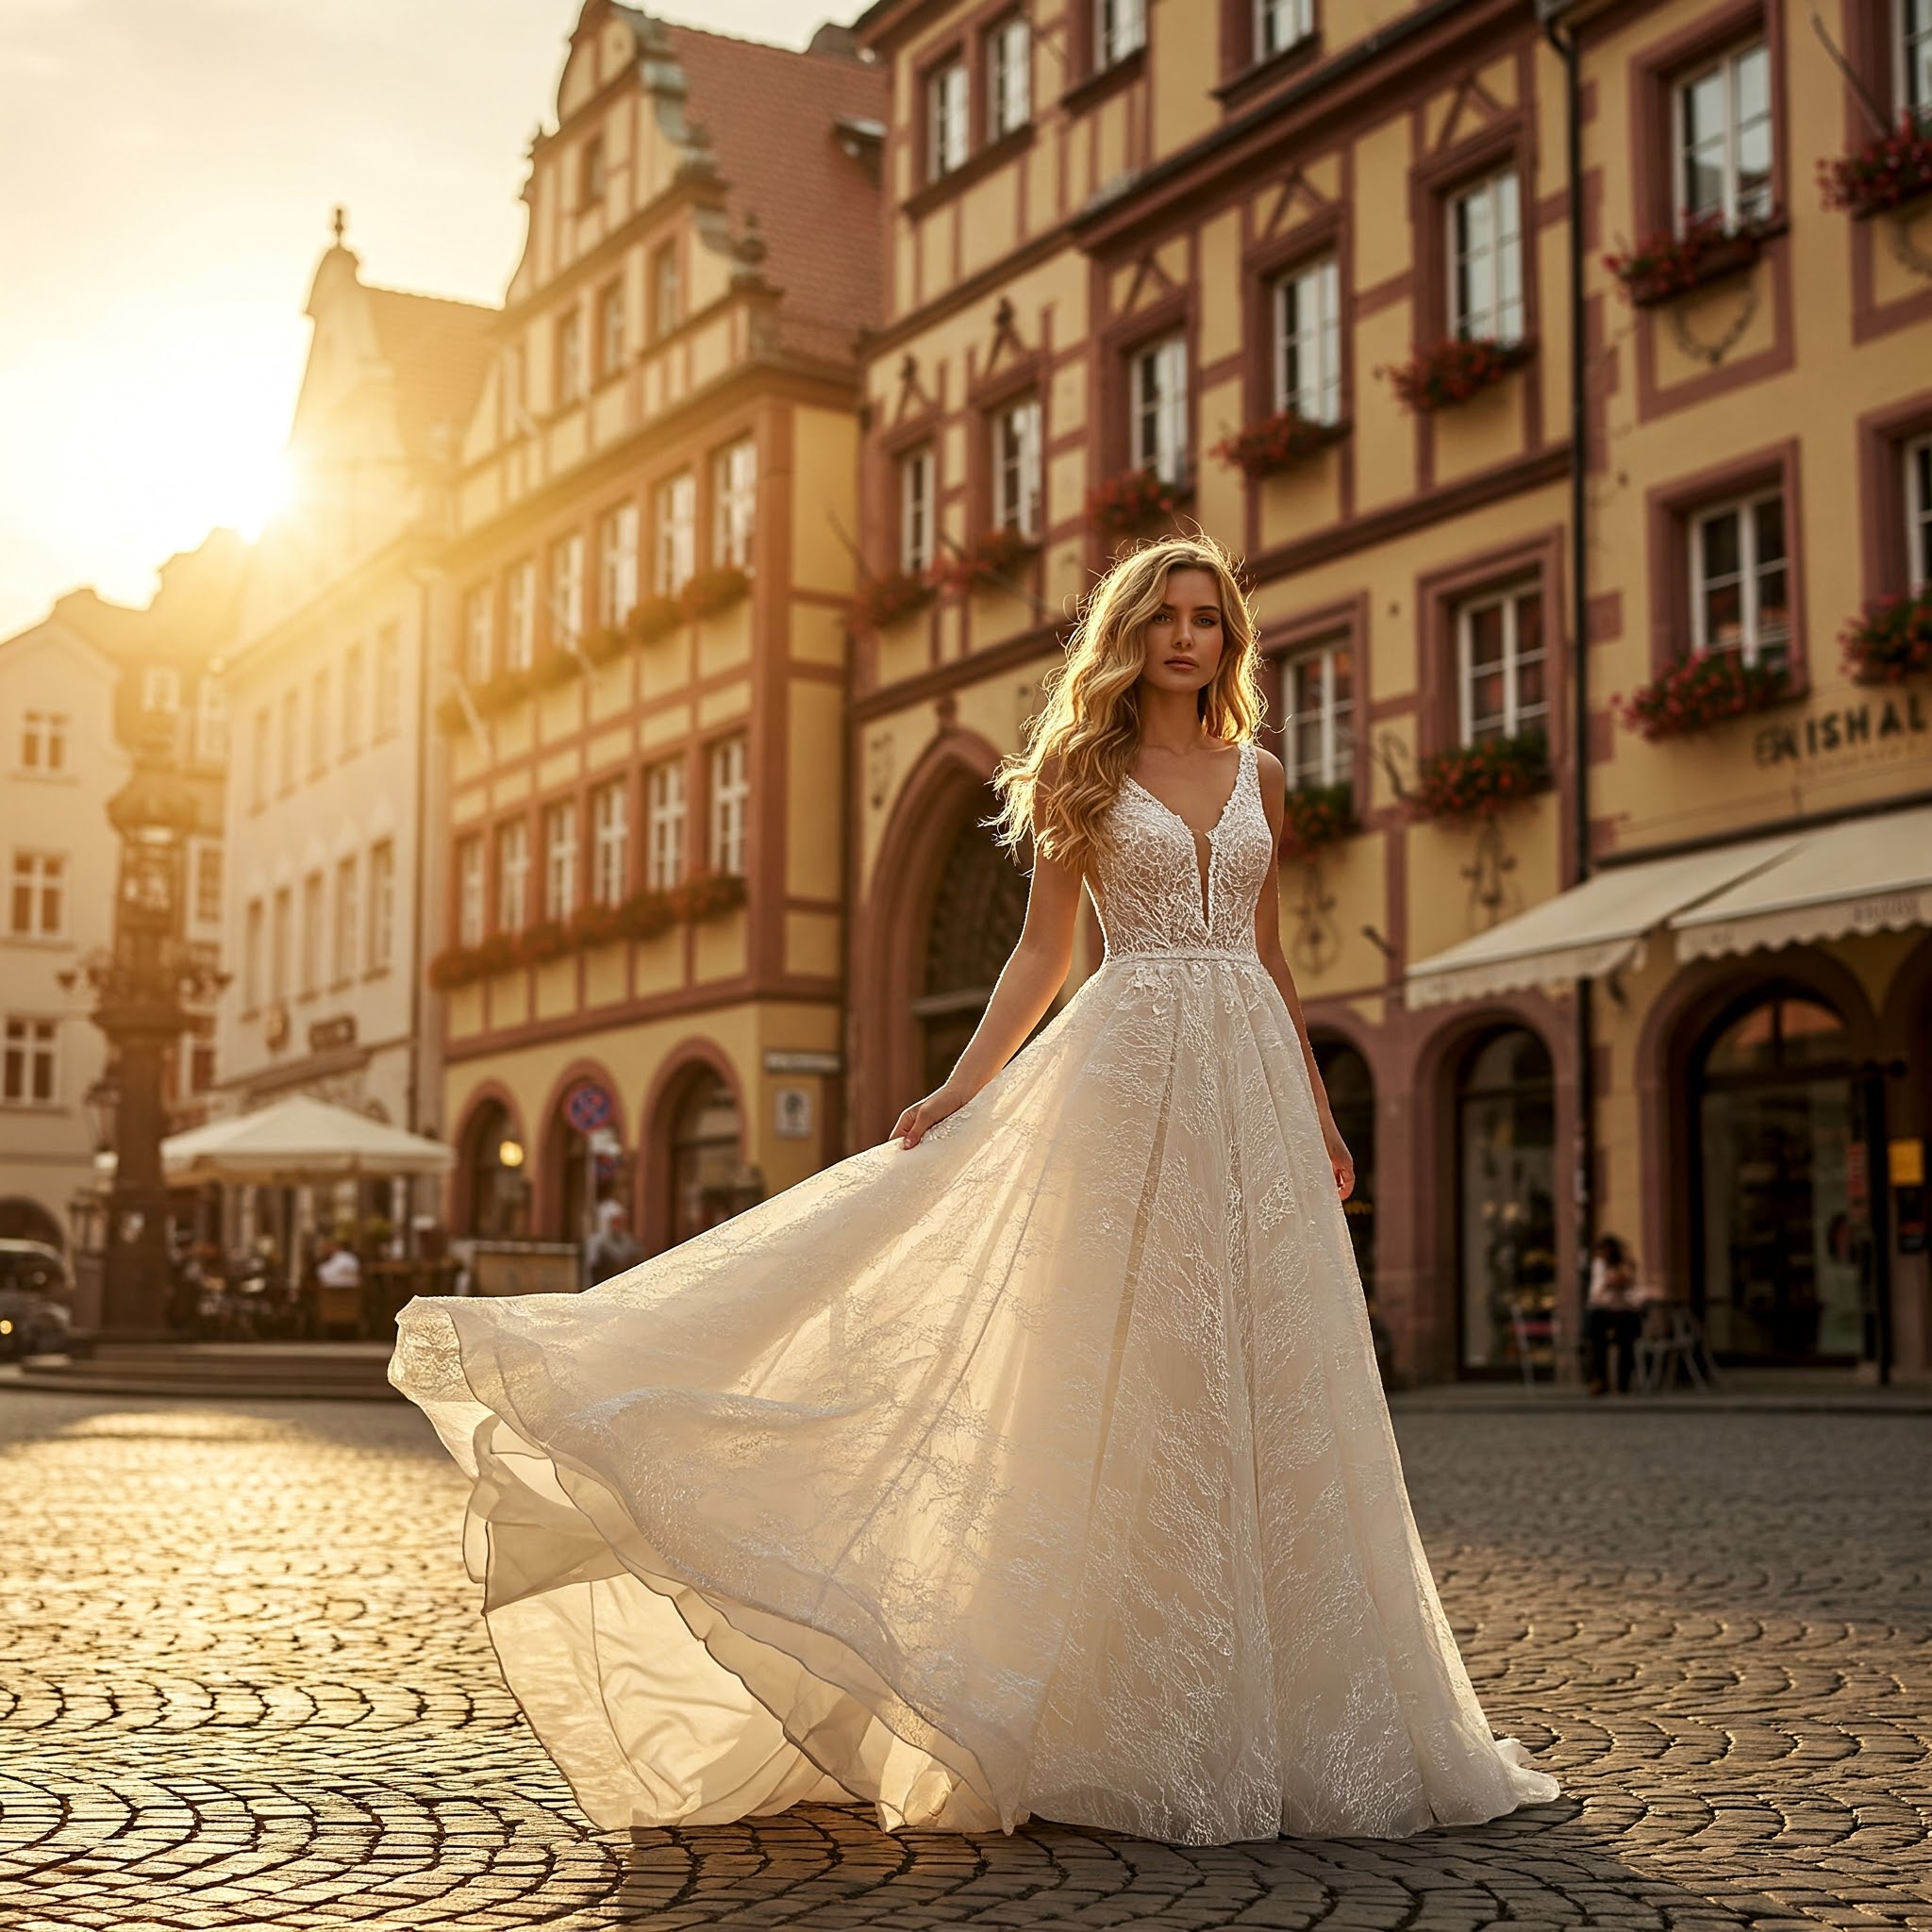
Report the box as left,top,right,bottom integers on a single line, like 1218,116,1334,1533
160,1095,455,1186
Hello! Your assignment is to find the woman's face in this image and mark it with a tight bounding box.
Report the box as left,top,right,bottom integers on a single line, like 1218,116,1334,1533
1139,566,1226,703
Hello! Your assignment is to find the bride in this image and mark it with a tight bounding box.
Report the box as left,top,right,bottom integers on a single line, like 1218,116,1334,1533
391,534,1561,1847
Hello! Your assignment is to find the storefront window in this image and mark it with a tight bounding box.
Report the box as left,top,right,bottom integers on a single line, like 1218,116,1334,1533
465,1101,528,1241
1457,1028,1557,1373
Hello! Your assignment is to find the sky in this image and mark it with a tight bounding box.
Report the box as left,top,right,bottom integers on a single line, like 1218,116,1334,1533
0,0,861,639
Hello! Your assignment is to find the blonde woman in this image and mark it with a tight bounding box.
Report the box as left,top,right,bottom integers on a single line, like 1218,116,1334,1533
391,535,1560,1847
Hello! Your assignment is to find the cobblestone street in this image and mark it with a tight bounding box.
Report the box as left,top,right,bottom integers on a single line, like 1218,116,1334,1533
0,1392,1926,1932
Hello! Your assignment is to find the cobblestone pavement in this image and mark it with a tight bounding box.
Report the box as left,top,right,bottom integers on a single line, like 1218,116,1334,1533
1,1395,1926,1932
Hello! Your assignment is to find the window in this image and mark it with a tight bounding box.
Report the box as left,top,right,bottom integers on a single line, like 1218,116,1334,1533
341,644,365,758
1456,581,1547,745
928,58,969,178
991,394,1042,537
1691,491,1790,670
1274,257,1341,425
1097,0,1145,67
1132,334,1189,486
551,533,585,647
308,668,329,775
1907,433,1932,591
367,840,395,971
1282,641,1355,788
592,279,626,379
900,445,936,574
194,679,226,763
142,666,181,713
654,472,697,594
708,737,749,876
646,759,687,890
591,778,628,905
243,898,263,1009
1448,170,1524,344
19,710,67,774
1674,42,1772,231
1,1018,57,1108
375,625,401,739
271,887,291,1002
1905,0,1932,122
192,841,222,928
580,132,606,208
300,871,325,997
652,242,681,339
278,689,299,795
464,586,494,684
507,561,536,672
712,439,758,570
497,820,530,930
8,852,65,939
558,308,586,408
251,708,271,810
989,14,1030,138
456,835,485,948
1256,0,1313,58
332,856,359,984
542,802,577,921
599,504,640,625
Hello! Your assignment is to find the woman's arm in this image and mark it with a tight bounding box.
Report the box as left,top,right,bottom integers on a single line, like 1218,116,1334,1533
1252,747,1356,1201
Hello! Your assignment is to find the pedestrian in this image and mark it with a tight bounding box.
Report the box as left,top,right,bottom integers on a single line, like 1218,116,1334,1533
391,535,1560,1846
1586,1232,1643,1395
584,1199,641,1285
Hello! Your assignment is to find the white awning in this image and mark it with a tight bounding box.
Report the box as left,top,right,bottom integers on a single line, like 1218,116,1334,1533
161,1095,455,1186
1671,803,1932,961
1404,836,1801,1009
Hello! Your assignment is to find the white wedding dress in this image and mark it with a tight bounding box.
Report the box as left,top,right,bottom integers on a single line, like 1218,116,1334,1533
391,737,1560,1845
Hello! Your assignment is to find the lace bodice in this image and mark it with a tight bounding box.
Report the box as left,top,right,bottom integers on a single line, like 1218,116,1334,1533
1090,738,1269,958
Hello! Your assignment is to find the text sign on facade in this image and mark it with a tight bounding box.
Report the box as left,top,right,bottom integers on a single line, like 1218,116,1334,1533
763,1049,841,1076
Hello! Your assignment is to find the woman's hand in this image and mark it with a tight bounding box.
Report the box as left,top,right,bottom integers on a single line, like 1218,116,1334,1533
1322,1113,1356,1202
890,1083,970,1149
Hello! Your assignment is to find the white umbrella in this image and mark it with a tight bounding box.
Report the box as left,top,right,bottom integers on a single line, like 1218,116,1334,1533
161,1095,455,1186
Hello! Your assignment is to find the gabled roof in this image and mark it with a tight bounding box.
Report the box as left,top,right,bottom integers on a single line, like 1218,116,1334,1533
362,285,497,467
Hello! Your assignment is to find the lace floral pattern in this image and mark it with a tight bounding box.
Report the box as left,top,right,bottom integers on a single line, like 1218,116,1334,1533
391,734,1560,1844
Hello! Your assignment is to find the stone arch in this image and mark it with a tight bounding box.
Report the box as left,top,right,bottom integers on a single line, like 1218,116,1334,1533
449,1081,527,1240
637,1038,749,1256
531,1058,632,1243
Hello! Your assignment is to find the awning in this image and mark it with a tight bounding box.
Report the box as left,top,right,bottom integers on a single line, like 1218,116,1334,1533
160,1095,455,1186
1404,836,1801,1009
1671,802,1932,961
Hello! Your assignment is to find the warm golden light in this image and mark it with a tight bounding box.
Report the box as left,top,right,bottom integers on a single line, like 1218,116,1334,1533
497,1140,525,1170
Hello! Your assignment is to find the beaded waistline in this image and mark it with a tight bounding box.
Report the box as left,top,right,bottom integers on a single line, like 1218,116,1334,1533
1101,946,1262,965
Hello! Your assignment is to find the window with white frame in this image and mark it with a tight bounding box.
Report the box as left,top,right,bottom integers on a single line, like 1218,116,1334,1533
1132,334,1189,486
646,759,687,890
464,585,494,684
1448,170,1524,344
332,856,359,984
194,680,226,762
1282,640,1354,788
1274,257,1341,425
456,835,485,948
341,643,365,757
712,439,758,571
558,308,586,407
1674,42,1772,231
251,708,270,809
192,841,222,928
375,625,401,739
1097,0,1146,67
507,561,536,672
1457,581,1547,746
654,473,697,594
278,690,299,795
597,279,625,379
1904,0,1932,122
142,666,180,713
19,709,68,774
928,58,969,179
899,445,936,574
1,1017,57,1108
367,840,395,971
708,737,748,876
599,504,640,625
497,821,529,930
989,14,1030,139
1257,0,1313,59
8,852,65,939
591,778,628,905
1906,432,1932,591
551,533,585,647
991,394,1042,537
542,802,577,921
300,871,324,997
243,898,263,1009
1691,491,1790,669
271,887,291,1002
308,668,329,776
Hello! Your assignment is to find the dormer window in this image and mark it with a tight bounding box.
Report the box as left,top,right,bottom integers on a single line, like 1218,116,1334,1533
557,308,585,407
928,58,969,178
652,242,682,340
579,133,606,208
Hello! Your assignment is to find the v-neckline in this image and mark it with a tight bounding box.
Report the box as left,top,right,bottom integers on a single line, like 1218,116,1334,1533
1124,741,1247,929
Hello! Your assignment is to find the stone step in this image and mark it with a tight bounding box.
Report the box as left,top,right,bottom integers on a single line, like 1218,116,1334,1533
12,1344,403,1401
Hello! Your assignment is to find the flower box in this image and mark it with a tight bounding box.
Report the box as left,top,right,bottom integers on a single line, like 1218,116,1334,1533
1616,651,1793,742
1382,337,1534,414
583,625,631,667
473,666,533,716
513,920,575,967
1278,781,1357,860
679,564,751,622
1407,730,1550,824
1841,589,1932,686
668,872,747,922
433,692,470,736
618,887,677,941
848,569,935,632
933,525,1040,596
427,945,482,991
472,932,518,977
1604,213,1778,308
1212,409,1349,480
568,900,626,949
627,594,684,645
1818,115,1932,219
529,646,582,691
1086,465,1186,537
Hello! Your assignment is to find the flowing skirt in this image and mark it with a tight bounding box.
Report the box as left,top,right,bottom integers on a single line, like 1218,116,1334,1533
391,952,1559,1844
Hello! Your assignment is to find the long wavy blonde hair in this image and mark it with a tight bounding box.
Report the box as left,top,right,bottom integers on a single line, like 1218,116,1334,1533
989,534,1263,874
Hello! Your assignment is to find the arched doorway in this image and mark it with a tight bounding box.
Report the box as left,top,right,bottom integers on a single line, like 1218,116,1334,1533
461,1100,529,1240
668,1068,748,1246
1312,1038,1375,1301
1456,1027,1557,1374
914,805,1031,1094
1693,989,1860,1363
542,1076,626,1253
0,1197,64,1250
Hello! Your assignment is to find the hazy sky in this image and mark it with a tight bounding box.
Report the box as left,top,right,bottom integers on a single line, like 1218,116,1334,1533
0,0,860,638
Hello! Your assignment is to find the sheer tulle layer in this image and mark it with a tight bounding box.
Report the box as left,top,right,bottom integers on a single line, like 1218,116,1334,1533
391,952,1558,1845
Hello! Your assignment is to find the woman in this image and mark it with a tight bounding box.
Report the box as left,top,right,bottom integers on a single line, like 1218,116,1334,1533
391,535,1560,1846
1585,1232,1642,1395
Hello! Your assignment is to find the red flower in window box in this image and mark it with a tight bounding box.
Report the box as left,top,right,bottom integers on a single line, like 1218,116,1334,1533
932,525,1041,595
1615,651,1793,741
1603,211,1779,308
473,665,534,716
626,594,684,645
568,899,625,948
617,887,677,941
679,564,751,621
1380,337,1534,414
472,932,519,977
1212,409,1349,480
668,872,747,922
513,919,575,967
1406,730,1550,824
1085,465,1185,536
1818,113,1932,219
1278,781,1357,860
848,569,935,632
426,945,483,990
1840,589,1932,686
